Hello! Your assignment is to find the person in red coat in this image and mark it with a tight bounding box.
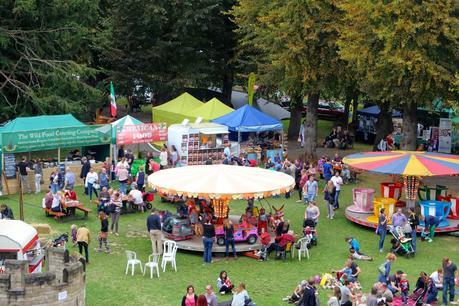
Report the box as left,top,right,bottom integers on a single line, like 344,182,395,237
267,230,295,256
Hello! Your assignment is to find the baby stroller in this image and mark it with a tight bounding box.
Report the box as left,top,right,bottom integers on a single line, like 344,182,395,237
303,219,318,246
389,225,415,257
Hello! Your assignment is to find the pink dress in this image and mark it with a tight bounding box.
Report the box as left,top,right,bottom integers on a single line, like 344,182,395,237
185,295,196,306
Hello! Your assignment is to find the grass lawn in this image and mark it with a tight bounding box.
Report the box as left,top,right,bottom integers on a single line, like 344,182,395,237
1,172,458,306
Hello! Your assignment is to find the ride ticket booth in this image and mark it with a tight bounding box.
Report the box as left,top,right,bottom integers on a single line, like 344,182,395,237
0,220,43,273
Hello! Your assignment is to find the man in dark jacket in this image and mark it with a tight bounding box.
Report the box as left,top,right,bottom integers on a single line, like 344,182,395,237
80,157,91,195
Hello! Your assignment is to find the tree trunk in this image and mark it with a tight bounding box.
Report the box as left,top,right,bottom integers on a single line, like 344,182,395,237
287,93,304,140
372,102,394,151
343,94,352,129
304,91,319,160
221,67,234,106
401,101,417,150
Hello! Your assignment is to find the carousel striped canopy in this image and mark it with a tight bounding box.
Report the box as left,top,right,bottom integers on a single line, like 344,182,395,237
342,151,459,176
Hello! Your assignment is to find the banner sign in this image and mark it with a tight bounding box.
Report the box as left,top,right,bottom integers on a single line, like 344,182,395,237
3,153,16,179
438,118,452,153
1,125,112,153
116,123,167,145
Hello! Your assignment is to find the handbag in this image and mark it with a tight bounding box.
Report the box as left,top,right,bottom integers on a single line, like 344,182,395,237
378,263,386,275
93,183,100,190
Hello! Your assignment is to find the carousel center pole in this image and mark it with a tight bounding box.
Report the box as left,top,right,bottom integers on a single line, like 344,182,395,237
403,175,420,210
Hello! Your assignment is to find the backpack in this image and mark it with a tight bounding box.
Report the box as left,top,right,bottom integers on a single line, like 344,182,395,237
378,263,386,275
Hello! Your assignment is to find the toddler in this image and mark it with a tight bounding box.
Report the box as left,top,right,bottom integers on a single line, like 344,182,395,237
400,273,410,305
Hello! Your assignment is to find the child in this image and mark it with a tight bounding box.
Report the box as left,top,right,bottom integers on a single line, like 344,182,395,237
345,237,362,254
136,166,145,191
349,248,373,261
98,212,110,253
71,224,78,246
304,226,314,241
399,273,410,305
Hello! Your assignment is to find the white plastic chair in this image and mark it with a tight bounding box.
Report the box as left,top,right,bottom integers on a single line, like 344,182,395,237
125,250,143,276
161,240,178,272
297,237,310,261
144,254,160,278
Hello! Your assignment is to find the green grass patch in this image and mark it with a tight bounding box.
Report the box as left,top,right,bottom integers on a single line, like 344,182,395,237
1,173,457,306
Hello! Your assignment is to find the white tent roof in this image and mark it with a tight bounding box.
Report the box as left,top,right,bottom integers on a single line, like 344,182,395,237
0,220,38,252
148,164,295,199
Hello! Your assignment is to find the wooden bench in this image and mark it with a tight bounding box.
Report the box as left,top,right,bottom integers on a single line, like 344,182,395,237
75,205,91,217
43,208,66,220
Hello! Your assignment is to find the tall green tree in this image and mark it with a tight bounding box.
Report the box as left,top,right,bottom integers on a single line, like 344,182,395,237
0,0,104,122
234,0,343,158
338,0,459,150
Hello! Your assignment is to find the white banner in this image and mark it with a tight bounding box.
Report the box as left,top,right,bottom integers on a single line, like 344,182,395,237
438,118,452,153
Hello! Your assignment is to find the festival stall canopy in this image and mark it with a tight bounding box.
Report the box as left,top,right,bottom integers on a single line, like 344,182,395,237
148,164,295,199
152,92,204,126
343,151,459,177
0,114,112,153
110,115,144,143
0,220,38,252
212,104,283,132
357,105,401,118
187,98,234,121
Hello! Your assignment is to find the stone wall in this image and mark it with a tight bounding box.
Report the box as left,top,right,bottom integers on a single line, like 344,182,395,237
0,248,86,306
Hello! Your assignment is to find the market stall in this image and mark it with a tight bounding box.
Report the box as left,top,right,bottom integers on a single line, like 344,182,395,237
212,104,286,162
0,114,111,194
0,220,43,273
187,98,234,122
168,122,229,166
152,92,203,126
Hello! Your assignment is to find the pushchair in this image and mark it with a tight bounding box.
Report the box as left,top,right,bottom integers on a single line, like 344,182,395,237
389,225,415,257
302,219,318,246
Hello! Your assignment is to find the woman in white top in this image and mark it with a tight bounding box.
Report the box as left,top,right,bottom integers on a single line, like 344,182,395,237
85,168,99,203
328,286,341,306
231,283,251,306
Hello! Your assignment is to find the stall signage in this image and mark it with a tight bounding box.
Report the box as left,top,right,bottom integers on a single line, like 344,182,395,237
3,154,16,179
116,123,167,145
1,125,112,153
438,118,452,153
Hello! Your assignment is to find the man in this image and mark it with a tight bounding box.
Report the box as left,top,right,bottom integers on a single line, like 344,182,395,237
367,285,379,306
128,184,144,212
147,209,163,255
330,171,343,209
80,157,91,195
223,143,231,163
339,280,354,306
423,215,440,242
392,208,407,228
16,156,31,193
204,285,218,306
76,224,91,263
159,147,168,169
0,204,14,219
145,152,154,175
442,257,457,306
388,270,403,295
323,158,333,182
65,167,76,190
125,149,135,171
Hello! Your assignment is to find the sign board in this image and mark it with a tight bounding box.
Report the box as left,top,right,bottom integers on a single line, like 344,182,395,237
3,154,16,179
116,123,167,145
58,291,68,301
1,125,112,153
247,72,256,106
438,118,452,153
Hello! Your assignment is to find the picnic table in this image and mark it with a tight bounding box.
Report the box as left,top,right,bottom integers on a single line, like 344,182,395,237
63,200,91,217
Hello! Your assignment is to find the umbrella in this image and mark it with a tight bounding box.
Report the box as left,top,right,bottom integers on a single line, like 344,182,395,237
343,151,459,207
147,164,295,200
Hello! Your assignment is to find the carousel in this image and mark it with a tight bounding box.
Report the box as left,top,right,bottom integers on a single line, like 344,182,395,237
147,164,295,253
343,151,459,233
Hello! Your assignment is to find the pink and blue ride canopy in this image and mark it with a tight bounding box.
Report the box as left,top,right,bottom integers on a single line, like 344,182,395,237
342,151,459,177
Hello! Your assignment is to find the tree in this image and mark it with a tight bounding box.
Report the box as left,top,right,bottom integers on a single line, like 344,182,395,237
233,0,343,158
0,0,104,122
338,0,459,150
101,0,238,103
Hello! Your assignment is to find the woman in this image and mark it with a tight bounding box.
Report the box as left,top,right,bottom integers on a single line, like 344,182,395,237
85,168,99,203
50,168,60,194
231,283,251,306
324,180,336,219
328,286,341,306
304,201,320,226
34,160,43,194
223,219,237,259
303,175,318,203
196,295,208,306
98,212,110,253
408,207,419,252
378,253,396,283
117,165,129,195
159,147,168,169
99,168,110,190
181,285,198,306
170,145,179,167
297,169,309,203
376,208,388,253
110,191,122,236
136,166,145,191
202,217,215,264
217,271,234,295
